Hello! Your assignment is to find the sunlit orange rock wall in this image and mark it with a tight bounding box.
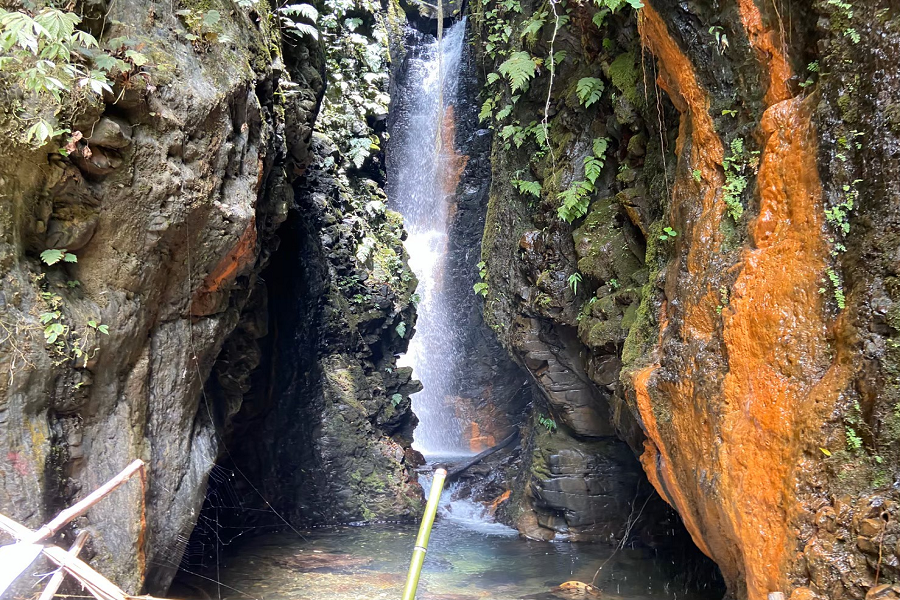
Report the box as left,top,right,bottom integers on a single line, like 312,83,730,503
624,2,899,599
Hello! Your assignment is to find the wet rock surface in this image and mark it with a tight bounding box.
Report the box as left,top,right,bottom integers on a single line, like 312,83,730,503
0,0,421,593
472,0,900,597
0,0,321,592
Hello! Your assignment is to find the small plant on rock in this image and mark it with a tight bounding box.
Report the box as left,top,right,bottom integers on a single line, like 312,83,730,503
474,260,489,297
0,7,116,145
568,272,582,295
39,248,77,265
538,413,557,433
658,226,677,241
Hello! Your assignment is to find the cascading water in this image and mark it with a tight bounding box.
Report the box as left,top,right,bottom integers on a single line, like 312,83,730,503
388,19,471,458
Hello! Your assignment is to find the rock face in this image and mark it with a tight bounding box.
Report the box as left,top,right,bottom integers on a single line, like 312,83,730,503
0,0,421,593
0,0,315,591
472,0,900,598
213,0,426,528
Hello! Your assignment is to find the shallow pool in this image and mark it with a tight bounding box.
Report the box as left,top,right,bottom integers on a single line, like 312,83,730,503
179,508,721,600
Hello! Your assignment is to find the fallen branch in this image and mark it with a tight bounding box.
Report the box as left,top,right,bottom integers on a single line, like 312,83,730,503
26,459,145,544
0,459,153,600
38,530,90,600
0,514,167,600
0,513,125,600
446,431,519,480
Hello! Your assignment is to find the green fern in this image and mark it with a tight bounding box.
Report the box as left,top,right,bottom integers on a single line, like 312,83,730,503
583,156,602,184
498,51,538,93
576,77,604,108
479,97,496,121
520,10,546,42
278,3,318,39
558,180,594,222
512,179,542,197
279,3,318,20
496,104,513,120
591,0,642,28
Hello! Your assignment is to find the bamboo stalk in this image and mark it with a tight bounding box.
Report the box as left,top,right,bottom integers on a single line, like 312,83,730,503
400,468,446,600
0,513,125,600
26,460,145,544
37,530,90,600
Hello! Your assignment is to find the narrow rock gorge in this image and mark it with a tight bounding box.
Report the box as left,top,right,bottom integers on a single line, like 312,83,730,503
0,0,898,600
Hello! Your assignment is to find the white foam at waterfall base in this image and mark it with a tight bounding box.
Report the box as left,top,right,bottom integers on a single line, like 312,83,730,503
419,472,518,536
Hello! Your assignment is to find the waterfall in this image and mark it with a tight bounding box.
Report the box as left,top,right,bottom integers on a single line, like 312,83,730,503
388,19,470,458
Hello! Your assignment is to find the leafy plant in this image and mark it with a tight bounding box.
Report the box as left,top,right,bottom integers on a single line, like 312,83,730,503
390,393,402,407
473,260,489,297
846,426,863,451
175,8,223,44
278,3,319,40
658,226,677,241
576,77,604,108
395,321,407,338
568,272,582,295
40,248,77,265
583,137,609,184
709,25,728,52
591,0,642,29
557,180,594,222
538,413,557,433
498,51,538,93
0,7,120,145
519,10,547,44
512,178,541,197
825,267,846,309
722,137,751,221
86,319,109,335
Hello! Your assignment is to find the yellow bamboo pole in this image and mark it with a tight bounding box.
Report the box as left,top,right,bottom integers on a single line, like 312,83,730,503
401,468,447,600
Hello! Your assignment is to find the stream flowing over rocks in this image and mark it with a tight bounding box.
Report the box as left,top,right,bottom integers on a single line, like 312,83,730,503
1,1,899,600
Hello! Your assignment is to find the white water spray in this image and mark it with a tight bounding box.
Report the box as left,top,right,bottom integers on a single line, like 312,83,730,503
389,19,471,457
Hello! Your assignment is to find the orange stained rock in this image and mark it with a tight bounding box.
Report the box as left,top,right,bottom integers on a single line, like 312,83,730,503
438,105,469,196
639,4,725,343
467,422,496,452
737,0,792,105
633,95,851,600
488,490,511,514
718,96,848,600
635,9,851,600
191,217,257,316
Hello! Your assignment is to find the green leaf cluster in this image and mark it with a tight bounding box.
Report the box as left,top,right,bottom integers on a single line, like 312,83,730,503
557,138,609,222
576,77,604,108
0,7,123,144
277,3,319,40
512,179,541,197
498,51,538,93
40,248,77,265
591,0,643,29
721,137,750,222
473,260,489,297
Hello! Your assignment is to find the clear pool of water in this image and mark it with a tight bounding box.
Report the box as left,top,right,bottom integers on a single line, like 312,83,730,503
180,512,720,600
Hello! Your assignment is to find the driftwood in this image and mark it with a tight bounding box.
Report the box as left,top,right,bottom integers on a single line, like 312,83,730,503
0,459,157,600
446,431,519,481
27,459,145,544
37,530,89,600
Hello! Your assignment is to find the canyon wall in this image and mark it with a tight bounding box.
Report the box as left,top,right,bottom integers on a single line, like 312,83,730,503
0,0,422,593
473,0,900,598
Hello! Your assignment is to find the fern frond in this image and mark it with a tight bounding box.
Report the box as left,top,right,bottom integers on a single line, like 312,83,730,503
498,51,537,93
279,3,318,22
576,77,604,108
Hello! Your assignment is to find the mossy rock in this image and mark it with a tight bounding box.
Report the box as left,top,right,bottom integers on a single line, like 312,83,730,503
607,51,642,108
